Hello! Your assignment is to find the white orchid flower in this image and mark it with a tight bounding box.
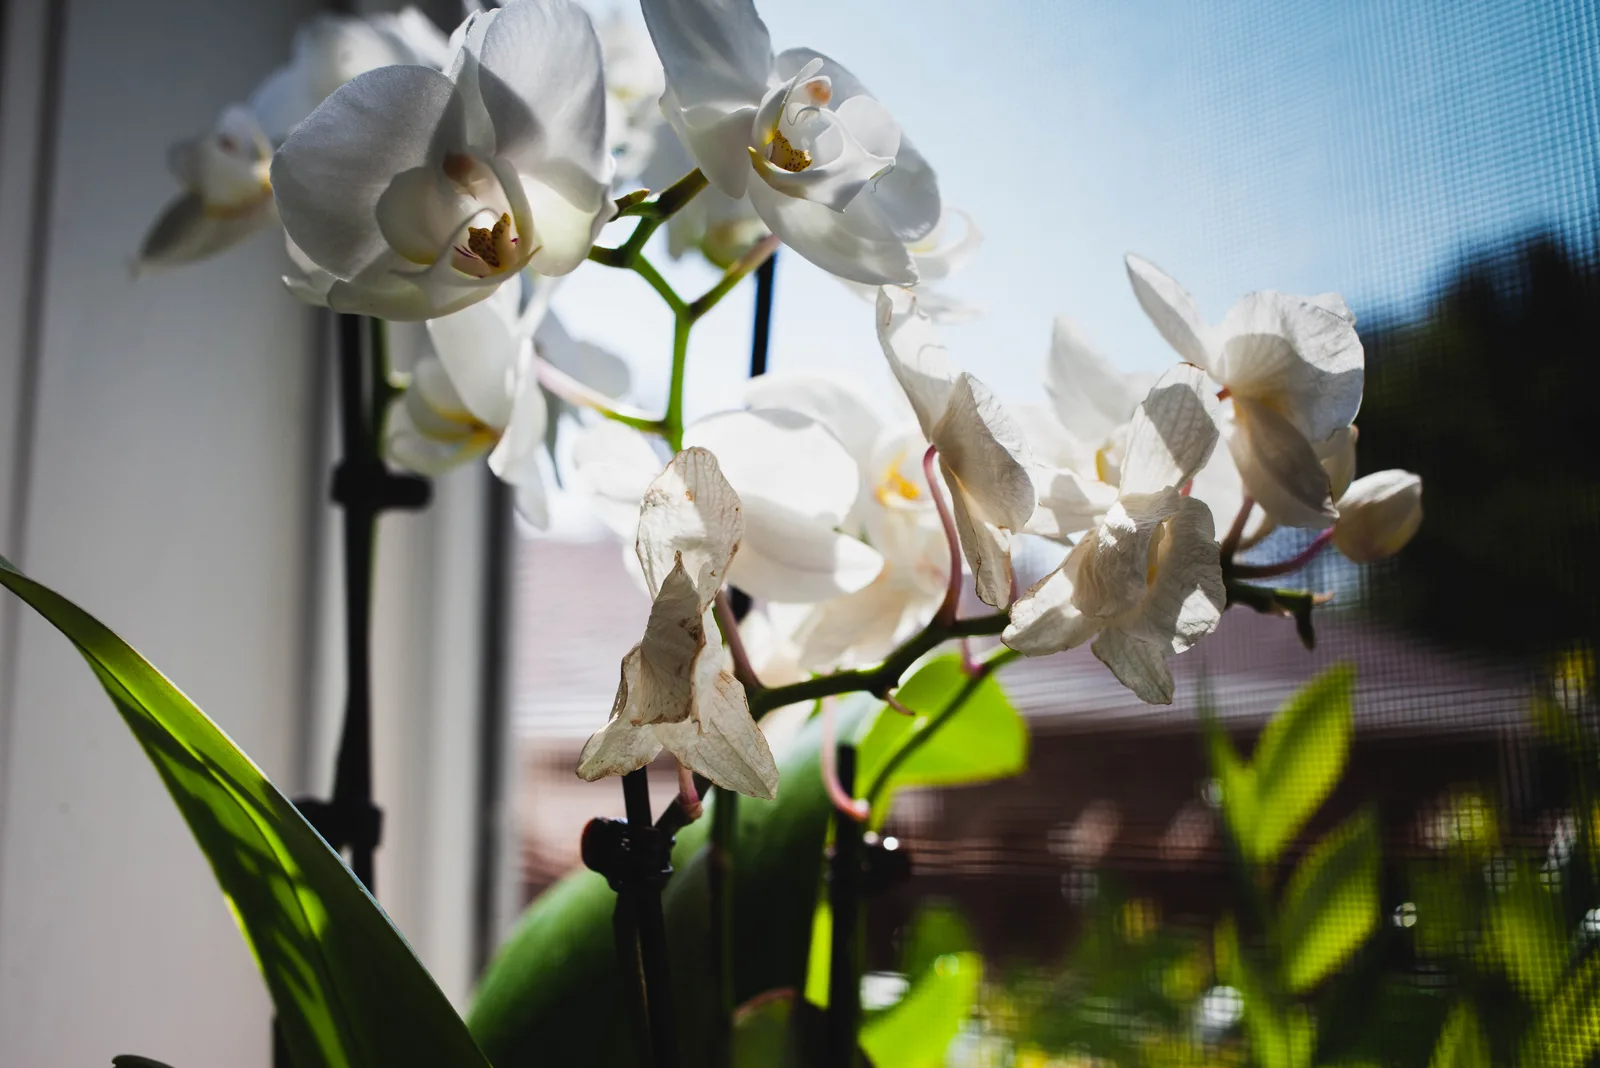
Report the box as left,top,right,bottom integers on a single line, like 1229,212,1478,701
272,0,616,321
571,410,884,604
136,106,277,272
640,0,941,285
597,12,668,182
743,375,949,670
386,280,553,524
1021,315,1158,541
876,287,1035,608
1125,254,1364,531
1334,470,1422,563
641,121,770,269
577,448,779,799
1005,364,1226,705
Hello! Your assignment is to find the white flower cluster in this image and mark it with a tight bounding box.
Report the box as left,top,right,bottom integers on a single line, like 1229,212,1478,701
143,0,1424,797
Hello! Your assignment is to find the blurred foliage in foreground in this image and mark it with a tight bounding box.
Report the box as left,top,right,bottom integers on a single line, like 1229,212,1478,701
1360,233,1600,657
941,662,1600,1068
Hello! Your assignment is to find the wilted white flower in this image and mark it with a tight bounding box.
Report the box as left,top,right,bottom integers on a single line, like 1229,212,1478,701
577,448,779,799
877,287,1035,608
641,0,941,285
1126,255,1363,531
1005,364,1225,704
272,0,616,320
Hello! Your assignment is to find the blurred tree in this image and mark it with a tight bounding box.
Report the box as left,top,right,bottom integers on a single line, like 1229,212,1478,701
1359,232,1600,657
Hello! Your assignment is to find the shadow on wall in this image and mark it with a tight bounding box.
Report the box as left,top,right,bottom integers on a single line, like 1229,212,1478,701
1359,228,1600,659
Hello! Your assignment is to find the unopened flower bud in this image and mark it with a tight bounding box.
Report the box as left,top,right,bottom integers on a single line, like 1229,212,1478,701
1333,470,1422,562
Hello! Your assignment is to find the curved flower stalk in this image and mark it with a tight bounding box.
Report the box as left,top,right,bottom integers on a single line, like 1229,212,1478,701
640,0,942,285
272,0,616,320
577,447,779,799
570,411,884,604
876,287,1035,608
1005,363,1226,704
1126,254,1364,531
135,8,449,273
741,374,949,671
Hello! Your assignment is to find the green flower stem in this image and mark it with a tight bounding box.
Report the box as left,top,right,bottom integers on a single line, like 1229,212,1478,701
747,611,1011,720
861,646,1020,812
687,234,782,323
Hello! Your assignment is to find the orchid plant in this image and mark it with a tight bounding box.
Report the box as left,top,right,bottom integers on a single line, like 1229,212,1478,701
7,0,1437,1066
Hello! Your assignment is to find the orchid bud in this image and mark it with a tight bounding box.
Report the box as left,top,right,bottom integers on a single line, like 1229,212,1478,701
1333,470,1422,562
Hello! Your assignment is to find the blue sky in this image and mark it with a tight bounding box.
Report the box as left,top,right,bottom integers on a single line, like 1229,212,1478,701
553,0,1597,423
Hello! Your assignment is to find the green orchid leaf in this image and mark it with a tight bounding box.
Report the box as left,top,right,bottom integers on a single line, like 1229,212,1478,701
1230,664,1354,867
1517,951,1600,1068
1429,1002,1491,1068
470,695,881,1066
859,951,981,1068
1487,865,1568,1003
1279,809,1380,994
856,655,1028,825
0,559,490,1068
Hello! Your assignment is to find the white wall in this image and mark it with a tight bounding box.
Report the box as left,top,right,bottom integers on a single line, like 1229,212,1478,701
0,1,498,1064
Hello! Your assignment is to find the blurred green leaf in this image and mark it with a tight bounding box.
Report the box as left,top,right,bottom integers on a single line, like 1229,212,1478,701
857,655,1028,826
860,952,982,1068
1517,951,1600,1068
0,559,490,1068
899,902,976,983
471,695,881,1066
1217,915,1314,1068
1487,868,1567,1002
1429,1002,1491,1068
1213,665,1353,868
803,893,833,1009
1279,809,1380,994
732,990,798,1068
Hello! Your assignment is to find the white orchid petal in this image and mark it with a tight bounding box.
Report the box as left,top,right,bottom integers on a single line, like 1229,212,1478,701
1074,491,1180,620
1046,316,1149,446
1003,558,1097,656
425,291,521,427
1217,292,1364,443
727,506,884,602
570,421,663,540
683,409,860,525
1123,496,1223,654
908,208,980,283
635,447,744,603
272,65,463,280
1091,627,1176,705
662,93,759,197
876,286,958,438
942,458,1014,609
1120,363,1220,496
931,374,1035,533
747,178,915,285
742,374,884,467
576,646,666,780
476,0,610,180
791,573,924,672
1229,397,1337,529
656,666,777,799
486,370,548,489
641,0,772,113
1027,467,1120,540
1320,426,1358,501
1125,254,1212,370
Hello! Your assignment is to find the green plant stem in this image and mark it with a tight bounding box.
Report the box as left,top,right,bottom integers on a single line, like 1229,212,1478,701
687,235,781,323
861,647,1019,811
747,611,1010,720
663,317,691,451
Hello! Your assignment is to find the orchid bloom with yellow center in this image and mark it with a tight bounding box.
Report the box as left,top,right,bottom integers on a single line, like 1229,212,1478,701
271,0,616,321
641,0,942,285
